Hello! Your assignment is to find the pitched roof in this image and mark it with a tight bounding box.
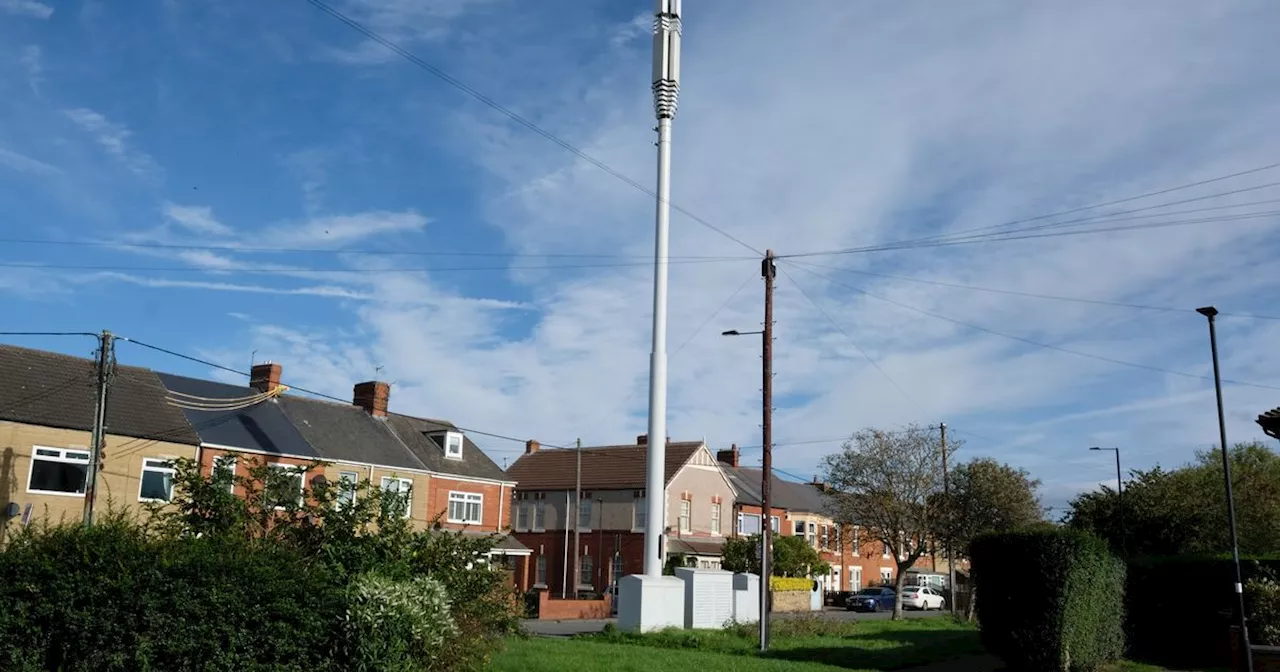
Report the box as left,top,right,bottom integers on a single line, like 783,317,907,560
156,373,317,458
506,441,705,491
723,466,834,516
383,414,511,482
277,396,426,472
0,344,199,445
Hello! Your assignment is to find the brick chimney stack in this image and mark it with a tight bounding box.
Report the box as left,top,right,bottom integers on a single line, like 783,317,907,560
716,443,740,468
353,381,390,417
637,434,647,445
250,362,282,394
525,439,540,454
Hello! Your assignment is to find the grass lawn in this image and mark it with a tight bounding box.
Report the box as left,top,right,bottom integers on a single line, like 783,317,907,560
492,617,985,672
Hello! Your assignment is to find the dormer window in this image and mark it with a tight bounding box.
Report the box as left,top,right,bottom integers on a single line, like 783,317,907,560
444,431,464,460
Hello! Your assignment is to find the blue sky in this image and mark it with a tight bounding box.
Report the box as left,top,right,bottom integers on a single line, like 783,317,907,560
4,0,1280,511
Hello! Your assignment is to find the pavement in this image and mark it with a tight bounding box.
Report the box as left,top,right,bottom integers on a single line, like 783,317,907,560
521,607,950,638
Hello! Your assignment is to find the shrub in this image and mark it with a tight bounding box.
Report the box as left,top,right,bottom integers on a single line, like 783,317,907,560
770,576,815,592
0,514,347,672
344,573,457,671
971,528,1125,672
1125,555,1280,665
1247,574,1280,646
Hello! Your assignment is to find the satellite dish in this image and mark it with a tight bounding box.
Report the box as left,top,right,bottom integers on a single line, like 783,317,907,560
3,502,18,519
309,474,329,489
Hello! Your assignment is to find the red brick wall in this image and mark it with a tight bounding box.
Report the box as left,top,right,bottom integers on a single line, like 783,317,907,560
427,476,510,532
513,530,645,595
537,591,612,620
199,448,317,499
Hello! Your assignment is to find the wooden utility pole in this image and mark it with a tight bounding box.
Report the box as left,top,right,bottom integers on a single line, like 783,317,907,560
83,330,114,526
760,249,776,651
574,437,582,595
941,422,956,615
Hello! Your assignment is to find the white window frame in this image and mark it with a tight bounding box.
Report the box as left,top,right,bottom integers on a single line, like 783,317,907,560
880,567,894,584
709,502,721,535
633,496,647,531
213,455,236,494
447,491,483,525
579,554,594,589
578,498,592,531
534,499,547,531
737,512,761,536
771,516,780,533
26,446,90,497
535,555,548,587
267,463,306,509
381,476,414,518
852,526,860,557
678,499,691,533
137,458,177,503
882,540,891,559
820,524,828,550
793,520,805,536
444,431,464,460
516,501,532,531
336,470,359,509
851,566,863,592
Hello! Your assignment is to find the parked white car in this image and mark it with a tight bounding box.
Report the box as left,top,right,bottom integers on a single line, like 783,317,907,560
901,585,946,610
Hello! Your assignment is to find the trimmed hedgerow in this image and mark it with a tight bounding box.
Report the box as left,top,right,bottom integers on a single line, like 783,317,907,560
971,528,1125,672
1126,555,1280,666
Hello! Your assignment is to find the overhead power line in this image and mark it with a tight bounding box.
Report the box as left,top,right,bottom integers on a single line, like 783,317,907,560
794,261,1280,321
782,210,1280,259
781,163,1280,258
780,266,931,416
840,162,1280,253
671,271,758,357
302,0,763,257
0,257,747,275
785,260,1280,392
0,331,99,337
0,237,751,261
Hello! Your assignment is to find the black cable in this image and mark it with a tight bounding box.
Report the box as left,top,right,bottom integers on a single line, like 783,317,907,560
790,261,1280,319
671,271,758,357
827,162,1280,253
117,338,250,378
0,331,98,337
782,210,1280,259
0,257,746,274
781,266,932,416
785,260,1280,391
302,0,764,257
0,237,751,261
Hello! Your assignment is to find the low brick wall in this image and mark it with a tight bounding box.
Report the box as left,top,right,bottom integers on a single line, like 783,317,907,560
770,590,811,613
537,591,612,620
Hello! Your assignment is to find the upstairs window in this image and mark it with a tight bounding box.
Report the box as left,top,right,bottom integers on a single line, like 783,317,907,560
634,494,647,530
709,503,721,535
679,500,691,533
444,432,464,460
213,455,236,494
27,447,89,496
267,463,305,509
578,498,593,530
534,499,547,530
336,470,359,510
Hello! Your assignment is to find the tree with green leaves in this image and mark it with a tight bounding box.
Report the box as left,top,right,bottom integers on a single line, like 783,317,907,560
720,534,828,578
1066,442,1280,557
821,424,952,620
932,457,1044,619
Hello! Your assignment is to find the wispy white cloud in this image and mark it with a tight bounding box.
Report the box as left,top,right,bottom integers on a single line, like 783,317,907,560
20,45,43,94
62,108,158,175
163,202,232,236
0,0,52,19
262,210,428,247
84,272,374,301
0,146,61,176
323,0,500,64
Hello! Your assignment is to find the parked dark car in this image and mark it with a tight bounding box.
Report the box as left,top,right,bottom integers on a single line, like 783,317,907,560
845,586,896,612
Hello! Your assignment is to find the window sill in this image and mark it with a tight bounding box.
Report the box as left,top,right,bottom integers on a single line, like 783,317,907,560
137,497,172,504
26,489,86,498
448,519,481,525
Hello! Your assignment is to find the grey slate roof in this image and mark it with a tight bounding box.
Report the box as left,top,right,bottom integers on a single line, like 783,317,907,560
384,414,512,482
724,466,834,516
0,344,199,445
277,396,427,472
156,373,317,457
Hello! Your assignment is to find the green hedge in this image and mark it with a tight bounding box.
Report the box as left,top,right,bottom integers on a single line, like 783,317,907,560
0,519,348,672
971,529,1125,672
1125,555,1280,666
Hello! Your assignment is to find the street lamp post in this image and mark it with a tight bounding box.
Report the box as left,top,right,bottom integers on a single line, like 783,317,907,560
1089,447,1125,558
1196,306,1253,672
723,321,772,652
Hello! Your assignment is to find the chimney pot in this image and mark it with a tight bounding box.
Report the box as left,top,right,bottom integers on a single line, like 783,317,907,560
250,362,282,394
526,439,540,454
352,380,390,417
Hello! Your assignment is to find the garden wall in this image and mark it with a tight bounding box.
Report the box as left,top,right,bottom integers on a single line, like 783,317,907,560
770,590,811,613
538,591,611,620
